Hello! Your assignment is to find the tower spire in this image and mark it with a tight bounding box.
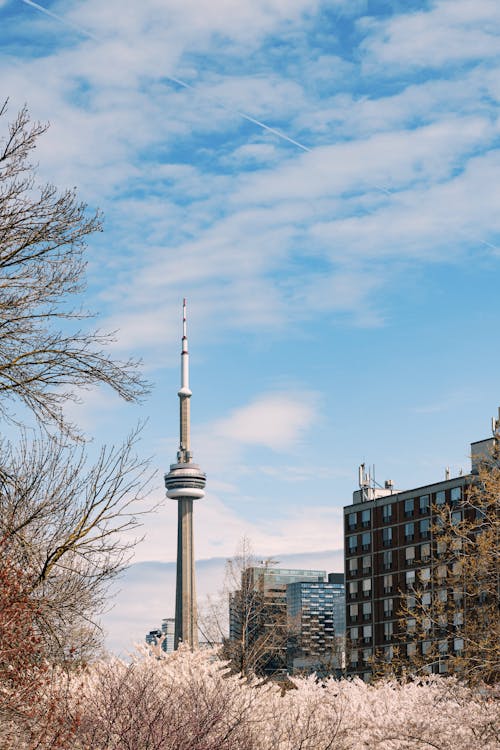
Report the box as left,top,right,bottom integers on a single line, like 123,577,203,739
165,299,206,650
177,298,192,462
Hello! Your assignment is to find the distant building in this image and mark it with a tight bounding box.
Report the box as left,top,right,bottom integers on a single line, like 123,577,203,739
145,617,175,653
145,628,162,647
287,575,345,676
344,429,496,681
228,566,344,677
328,572,346,637
161,617,175,653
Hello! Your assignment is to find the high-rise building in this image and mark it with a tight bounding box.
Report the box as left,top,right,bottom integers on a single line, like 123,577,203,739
287,575,345,675
344,429,496,681
161,617,175,653
145,617,175,653
164,300,206,649
228,566,341,677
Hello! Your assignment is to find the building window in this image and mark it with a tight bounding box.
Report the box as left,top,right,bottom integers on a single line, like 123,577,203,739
383,574,393,594
435,490,446,506
384,621,393,641
361,532,371,551
419,495,430,514
437,588,447,603
405,522,415,541
454,637,464,653
406,618,416,634
350,626,359,643
406,593,416,610
436,540,446,556
350,648,359,665
349,604,359,621
419,567,431,585
383,549,392,570
419,518,430,538
362,648,372,663
363,624,372,643
422,640,432,655
362,578,371,597
349,557,358,575
382,503,393,522
383,527,392,547
348,535,358,553
438,639,448,654
420,542,431,562
407,642,416,657
384,645,394,661
348,512,357,530
436,565,447,581
404,498,414,518
451,487,462,504
362,602,372,620
422,591,431,607
383,598,393,617
451,560,462,578
438,614,448,633
361,509,371,528
349,581,358,599
453,611,464,628
451,511,462,526
406,570,416,588
405,546,415,565
362,555,371,574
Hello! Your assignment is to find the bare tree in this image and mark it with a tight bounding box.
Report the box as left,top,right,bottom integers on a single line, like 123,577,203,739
202,538,288,678
0,426,154,661
0,101,148,436
372,453,500,685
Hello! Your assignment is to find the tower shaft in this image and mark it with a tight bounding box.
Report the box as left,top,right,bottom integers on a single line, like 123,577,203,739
175,498,197,648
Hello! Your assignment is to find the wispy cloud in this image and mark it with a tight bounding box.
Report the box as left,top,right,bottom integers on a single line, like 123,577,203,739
210,392,319,452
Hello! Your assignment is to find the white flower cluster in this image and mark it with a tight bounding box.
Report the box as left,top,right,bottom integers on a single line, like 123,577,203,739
71,646,498,750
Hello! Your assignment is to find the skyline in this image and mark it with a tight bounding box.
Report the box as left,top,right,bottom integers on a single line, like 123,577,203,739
1,0,499,653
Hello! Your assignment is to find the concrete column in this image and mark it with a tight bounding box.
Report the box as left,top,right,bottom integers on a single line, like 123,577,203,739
174,497,198,649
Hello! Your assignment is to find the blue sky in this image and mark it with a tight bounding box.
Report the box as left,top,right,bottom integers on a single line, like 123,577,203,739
2,0,500,652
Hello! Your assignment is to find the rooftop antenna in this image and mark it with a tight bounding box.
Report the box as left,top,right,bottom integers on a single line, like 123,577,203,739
491,407,500,459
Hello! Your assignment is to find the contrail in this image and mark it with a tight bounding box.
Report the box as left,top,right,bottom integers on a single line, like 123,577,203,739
20,0,99,41
19,0,310,152
165,75,310,152
19,0,500,257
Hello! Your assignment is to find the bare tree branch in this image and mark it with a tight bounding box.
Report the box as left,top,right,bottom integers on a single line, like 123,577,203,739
0,426,156,661
0,102,149,436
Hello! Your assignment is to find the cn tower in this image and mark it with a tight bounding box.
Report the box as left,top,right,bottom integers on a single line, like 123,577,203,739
164,299,206,649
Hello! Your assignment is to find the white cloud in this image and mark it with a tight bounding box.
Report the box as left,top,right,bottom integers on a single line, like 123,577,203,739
360,0,500,69
210,392,318,452
3,0,499,362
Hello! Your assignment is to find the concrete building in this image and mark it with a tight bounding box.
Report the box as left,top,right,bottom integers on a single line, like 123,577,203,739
344,425,497,681
164,300,206,649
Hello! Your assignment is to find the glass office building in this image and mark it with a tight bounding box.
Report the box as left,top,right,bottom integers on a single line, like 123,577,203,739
287,578,345,675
